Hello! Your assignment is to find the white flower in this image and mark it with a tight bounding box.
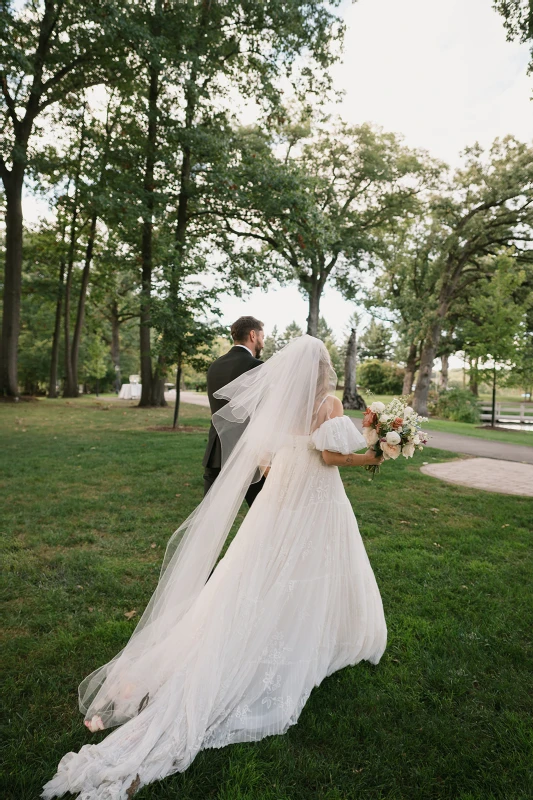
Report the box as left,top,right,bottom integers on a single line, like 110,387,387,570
385,431,401,445
370,401,386,413
402,442,415,458
404,406,415,418
364,427,379,445
381,442,401,460
413,434,420,445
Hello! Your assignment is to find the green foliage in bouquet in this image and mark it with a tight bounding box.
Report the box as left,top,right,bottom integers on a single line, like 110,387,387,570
428,388,481,424
358,360,405,394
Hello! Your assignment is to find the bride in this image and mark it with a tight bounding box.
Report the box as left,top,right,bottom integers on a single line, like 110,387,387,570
43,334,387,800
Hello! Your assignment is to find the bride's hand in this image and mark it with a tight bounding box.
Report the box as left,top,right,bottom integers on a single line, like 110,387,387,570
364,449,384,466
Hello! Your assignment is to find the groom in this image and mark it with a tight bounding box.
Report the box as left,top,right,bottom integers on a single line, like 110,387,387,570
202,316,266,506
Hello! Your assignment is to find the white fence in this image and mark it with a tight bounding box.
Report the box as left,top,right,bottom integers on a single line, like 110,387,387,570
480,403,533,424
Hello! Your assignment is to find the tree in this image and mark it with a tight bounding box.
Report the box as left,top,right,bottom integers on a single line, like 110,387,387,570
359,319,394,361
505,322,533,400
342,328,366,410
316,317,342,381
262,326,281,361
412,137,533,415
357,360,405,395
207,121,436,336
461,255,529,425
150,275,222,428
133,0,345,405
18,227,60,394
340,311,364,409
83,333,108,396
278,321,304,348
0,0,127,396
363,211,445,398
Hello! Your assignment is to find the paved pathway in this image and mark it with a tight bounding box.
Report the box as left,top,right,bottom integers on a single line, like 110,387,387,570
421,429,533,464
421,458,533,497
175,390,210,407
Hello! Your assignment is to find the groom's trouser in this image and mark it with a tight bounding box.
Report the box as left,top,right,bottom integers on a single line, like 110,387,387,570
203,467,265,507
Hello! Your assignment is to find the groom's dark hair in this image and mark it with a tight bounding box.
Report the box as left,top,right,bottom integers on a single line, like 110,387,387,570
231,316,264,344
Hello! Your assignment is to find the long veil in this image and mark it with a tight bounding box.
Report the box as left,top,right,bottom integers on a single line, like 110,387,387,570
79,334,337,729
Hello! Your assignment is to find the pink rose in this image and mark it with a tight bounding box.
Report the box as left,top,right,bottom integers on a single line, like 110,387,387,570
363,408,378,428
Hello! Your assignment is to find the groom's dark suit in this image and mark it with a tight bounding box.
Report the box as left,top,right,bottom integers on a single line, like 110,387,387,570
202,345,265,506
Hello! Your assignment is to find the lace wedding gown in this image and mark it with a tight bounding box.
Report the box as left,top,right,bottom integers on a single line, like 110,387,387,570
43,414,387,800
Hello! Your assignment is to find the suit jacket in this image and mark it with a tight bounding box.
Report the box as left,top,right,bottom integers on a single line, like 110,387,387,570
202,345,262,469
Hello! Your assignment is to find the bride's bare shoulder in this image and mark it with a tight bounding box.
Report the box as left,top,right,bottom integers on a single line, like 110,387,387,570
328,395,344,419
317,395,343,426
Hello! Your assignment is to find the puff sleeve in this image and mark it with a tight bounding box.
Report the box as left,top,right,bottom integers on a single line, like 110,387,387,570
311,416,367,454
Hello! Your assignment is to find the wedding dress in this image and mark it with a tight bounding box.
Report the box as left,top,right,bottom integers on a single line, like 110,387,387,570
43,335,387,800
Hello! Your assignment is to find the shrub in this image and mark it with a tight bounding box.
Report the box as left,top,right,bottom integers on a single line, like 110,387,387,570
428,388,481,423
357,360,405,394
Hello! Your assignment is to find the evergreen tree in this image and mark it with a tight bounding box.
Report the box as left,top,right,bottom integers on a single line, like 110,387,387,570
262,326,280,361
317,317,342,383
279,321,304,348
359,319,394,361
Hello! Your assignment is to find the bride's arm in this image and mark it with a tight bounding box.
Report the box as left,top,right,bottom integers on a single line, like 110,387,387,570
316,397,383,467
321,449,383,467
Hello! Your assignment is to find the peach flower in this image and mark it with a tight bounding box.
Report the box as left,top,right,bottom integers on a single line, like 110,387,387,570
381,442,401,460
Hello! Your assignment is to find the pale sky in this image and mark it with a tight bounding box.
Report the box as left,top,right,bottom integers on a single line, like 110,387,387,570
23,0,531,360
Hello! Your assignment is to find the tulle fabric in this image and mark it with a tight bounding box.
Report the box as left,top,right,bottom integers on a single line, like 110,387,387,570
43,417,386,800
76,335,336,732
42,336,387,800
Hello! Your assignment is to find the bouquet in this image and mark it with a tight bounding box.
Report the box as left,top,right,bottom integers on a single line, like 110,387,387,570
362,398,429,478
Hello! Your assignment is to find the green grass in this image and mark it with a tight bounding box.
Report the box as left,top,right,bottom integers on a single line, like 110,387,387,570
422,417,533,446
2,398,533,800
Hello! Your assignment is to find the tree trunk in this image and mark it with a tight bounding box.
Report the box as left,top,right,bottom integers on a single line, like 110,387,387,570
0,171,24,397
469,356,479,396
439,353,449,391
172,363,182,429
63,110,86,398
151,354,167,406
48,254,66,398
110,300,121,392
48,203,70,398
139,49,161,407
306,281,321,337
70,211,97,389
413,320,442,415
402,342,418,396
342,328,366,410
62,200,81,397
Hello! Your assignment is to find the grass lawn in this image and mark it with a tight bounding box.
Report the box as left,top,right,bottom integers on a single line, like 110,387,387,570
421,417,533,446
2,398,533,800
